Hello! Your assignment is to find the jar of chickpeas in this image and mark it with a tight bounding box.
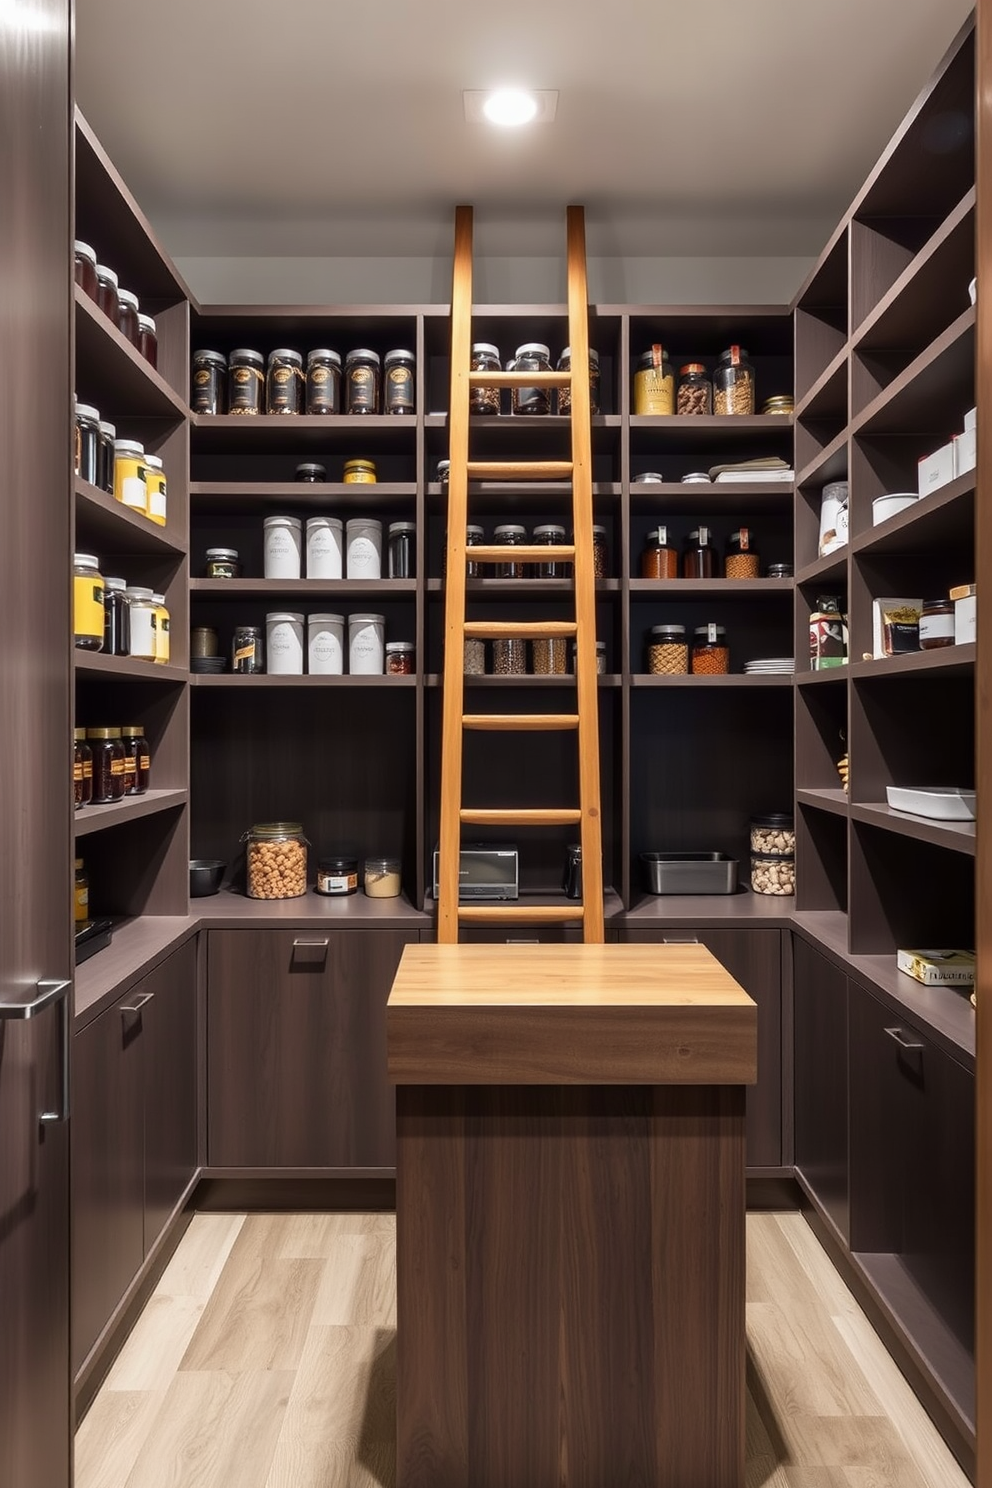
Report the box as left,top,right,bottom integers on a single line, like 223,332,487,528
243,821,309,899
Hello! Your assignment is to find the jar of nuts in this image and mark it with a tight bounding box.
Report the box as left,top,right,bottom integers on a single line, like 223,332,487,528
713,346,755,415
244,821,309,899
750,814,795,857
750,849,795,897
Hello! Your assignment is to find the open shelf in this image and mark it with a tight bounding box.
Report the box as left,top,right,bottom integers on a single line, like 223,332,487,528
74,788,188,838
853,189,975,355
852,471,974,556
74,653,186,683
794,346,848,423
851,309,974,437
75,288,188,420
629,674,793,688
190,578,417,599
425,579,621,597
797,429,848,488
75,478,187,557
191,413,419,454
621,890,793,926
191,884,429,929
628,579,792,597
190,481,416,510
190,673,417,688
628,414,793,445
796,550,848,586
850,802,975,856
796,788,849,818
849,644,975,681
73,915,194,1027
625,481,794,513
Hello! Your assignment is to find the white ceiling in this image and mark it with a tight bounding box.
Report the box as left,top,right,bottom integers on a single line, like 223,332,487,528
74,0,973,264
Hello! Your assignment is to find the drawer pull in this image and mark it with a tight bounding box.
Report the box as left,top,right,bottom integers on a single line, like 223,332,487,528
884,1026,924,1053
292,938,329,949
121,992,154,1015
662,937,699,945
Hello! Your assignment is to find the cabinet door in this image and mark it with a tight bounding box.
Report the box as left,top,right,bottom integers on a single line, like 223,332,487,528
620,928,782,1168
142,942,197,1253
793,937,849,1241
207,929,416,1169
71,996,145,1374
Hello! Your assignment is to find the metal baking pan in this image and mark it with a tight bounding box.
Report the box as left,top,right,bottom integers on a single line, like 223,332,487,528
640,852,738,895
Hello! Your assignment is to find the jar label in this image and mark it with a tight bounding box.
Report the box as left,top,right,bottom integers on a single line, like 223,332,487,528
73,762,83,781
230,366,263,410
920,612,954,640
234,642,256,663
633,367,675,415
110,758,125,776
139,753,151,770
319,872,357,893
347,536,381,576
386,366,414,411
348,365,377,411
73,576,104,638
147,484,167,520
120,471,147,511
130,608,157,659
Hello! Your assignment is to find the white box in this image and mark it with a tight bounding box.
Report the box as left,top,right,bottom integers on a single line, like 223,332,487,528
953,427,976,477
951,583,976,644
897,948,975,988
872,597,922,659
964,405,977,433
917,442,955,497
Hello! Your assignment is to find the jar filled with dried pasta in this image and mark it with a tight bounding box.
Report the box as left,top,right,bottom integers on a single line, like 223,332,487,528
713,346,755,415
725,528,760,579
244,822,309,899
691,623,729,674
470,343,501,415
633,346,674,415
676,363,712,416
647,624,688,675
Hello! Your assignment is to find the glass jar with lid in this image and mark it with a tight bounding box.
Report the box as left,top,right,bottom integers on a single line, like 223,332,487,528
641,526,678,579
125,587,158,661
556,347,600,416
647,624,688,675
691,623,729,674
228,349,265,414
116,289,140,346
74,402,100,484
121,726,151,796
151,594,170,665
296,461,327,483
387,522,416,579
492,524,528,578
137,314,157,367
306,349,342,415
447,523,487,578
510,343,552,415
191,350,227,415
750,814,795,856
492,638,528,675
532,637,568,675
96,420,116,494
470,342,501,415
343,458,377,484
232,624,264,673
633,346,674,415
73,553,105,651
385,641,416,675
114,439,147,514
206,547,241,579
713,346,755,415
676,363,712,416
384,349,416,414
920,598,955,649
682,526,717,578
74,859,90,928
244,822,309,900
345,348,382,414
73,728,93,809
102,576,130,655
573,524,609,579
751,850,795,896
95,264,119,322
144,453,167,527
266,348,304,414
725,528,760,578
533,524,569,578
364,857,402,898
74,241,98,301
316,856,359,896
571,640,607,675
87,727,127,802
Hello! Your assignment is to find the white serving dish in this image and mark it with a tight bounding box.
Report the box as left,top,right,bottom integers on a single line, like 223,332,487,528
885,785,976,821
872,493,917,525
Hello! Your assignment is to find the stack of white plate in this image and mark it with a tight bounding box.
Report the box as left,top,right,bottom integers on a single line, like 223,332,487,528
744,657,795,675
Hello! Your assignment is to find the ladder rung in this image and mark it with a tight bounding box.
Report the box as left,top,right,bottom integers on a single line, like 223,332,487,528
464,620,578,639
467,370,571,387
468,544,575,564
457,904,585,924
463,714,580,731
466,461,573,480
460,808,582,826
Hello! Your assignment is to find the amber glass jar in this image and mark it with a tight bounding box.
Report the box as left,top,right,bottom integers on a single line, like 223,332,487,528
74,241,98,300
87,727,127,803
117,289,140,346
642,527,678,579
74,859,90,927
120,726,151,795
95,264,119,322
691,623,729,674
919,598,955,649
682,526,717,578
73,728,93,809
137,314,158,367
385,641,416,675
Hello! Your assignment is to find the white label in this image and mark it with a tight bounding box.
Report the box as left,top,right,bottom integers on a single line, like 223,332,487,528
264,525,302,579
122,473,146,512
267,618,304,674
130,606,157,660
346,534,381,579
919,612,954,643
307,524,343,579
147,487,167,521
308,623,344,674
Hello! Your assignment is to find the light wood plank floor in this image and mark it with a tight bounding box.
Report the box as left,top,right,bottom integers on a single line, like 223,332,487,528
75,1210,970,1488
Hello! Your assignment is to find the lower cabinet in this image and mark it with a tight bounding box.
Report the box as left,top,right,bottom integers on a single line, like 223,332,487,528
793,936,849,1240
618,928,783,1169
72,940,197,1376
206,929,417,1169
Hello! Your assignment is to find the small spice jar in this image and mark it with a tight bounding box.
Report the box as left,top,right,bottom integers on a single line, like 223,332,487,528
343,458,377,484
191,350,227,415
387,522,416,579
266,348,304,414
532,637,568,675
510,343,552,415
385,641,416,675
492,638,528,675
244,822,308,900
345,348,382,414
384,349,416,413
74,859,90,927
725,528,760,579
493,524,528,578
633,346,674,415
691,623,730,674
683,526,717,578
306,349,342,415
228,349,265,414
232,624,264,673
364,857,402,898
767,562,793,579
87,727,127,803
205,547,241,579
919,597,955,649
95,264,119,322
557,346,600,416
74,402,100,484
762,394,794,416
116,289,140,346
96,420,116,494
296,462,327,483
713,346,755,415
73,553,105,651
137,314,157,367
74,241,98,301
642,526,678,579
533,524,569,578
120,725,151,796
316,856,359,896
647,624,688,675
470,342,501,415
750,814,795,856
102,577,130,656
571,641,607,675
73,728,93,809
676,363,712,416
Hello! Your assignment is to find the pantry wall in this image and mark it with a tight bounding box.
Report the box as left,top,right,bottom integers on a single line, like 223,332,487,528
53,9,985,1487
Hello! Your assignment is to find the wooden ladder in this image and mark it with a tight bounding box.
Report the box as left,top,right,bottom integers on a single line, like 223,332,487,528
437,204,604,944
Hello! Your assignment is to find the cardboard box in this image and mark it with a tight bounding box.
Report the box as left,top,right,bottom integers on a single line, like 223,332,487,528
897,948,976,987
953,426,976,477
917,442,955,497
951,583,976,645
872,597,922,658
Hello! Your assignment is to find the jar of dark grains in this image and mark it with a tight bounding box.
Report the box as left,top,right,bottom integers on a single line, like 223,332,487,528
266,348,304,414
582,525,608,578
232,624,264,674
87,727,127,803
725,528,760,579
647,624,688,675
96,420,116,494
492,638,527,675
642,526,678,579
102,577,130,656
205,547,241,579
385,641,416,675
137,314,158,367
74,241,98,300
228,349,265,414
470,343,501,415
295,462,327,483
445,524,486,578
493,524,528,577
683,526,717,578
532,524,569,578
384,349,416,414
74,402,100,484
571,641,607,675
713,346,755,415
345,348,382,414
532,637,568,675
191,350,228,415
95,264,119,322
117,289,140,346
306,349,342,415
73,728,93,809
557,347,600,416
120,726,151,795
510,343,552,415
676,362,712,416
387,522,416,579
691,623,730,674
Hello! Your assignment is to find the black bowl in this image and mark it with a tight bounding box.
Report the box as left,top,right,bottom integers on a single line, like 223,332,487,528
189,858,225,897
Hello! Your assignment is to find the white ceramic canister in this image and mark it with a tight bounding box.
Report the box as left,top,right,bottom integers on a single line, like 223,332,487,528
308,613,345,674
348,612,385,674
266,611,305,674
306,516,343,579
263,515,303,579
345,517,382,579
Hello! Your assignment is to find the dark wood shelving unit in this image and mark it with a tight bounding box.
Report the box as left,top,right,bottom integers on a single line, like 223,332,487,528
796,549,848,585
75,478,187,557
75,289,188,420
796,427,849,488
848,644,975,680
851,471,974,555
74,653,187,683
796,787,849,817
794,345,848,422
190,578,417,598
190,673,418,688
73,789,188,838
849,802,976,856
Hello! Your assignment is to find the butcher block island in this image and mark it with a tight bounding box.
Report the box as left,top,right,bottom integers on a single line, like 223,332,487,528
387,942,758,1488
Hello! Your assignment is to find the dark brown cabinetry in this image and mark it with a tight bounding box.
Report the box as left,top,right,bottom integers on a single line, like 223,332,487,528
793,936,849,1240
206,929,416,1169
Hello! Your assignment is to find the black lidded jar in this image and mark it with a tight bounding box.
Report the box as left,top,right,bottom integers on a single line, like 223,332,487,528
345,348,382,414
387,521,416,579
296,462,327,483
191,350,227,414
316,855,359,896
228,348,265,414
306,349,342,415
266,348,304,414
384,349,416,414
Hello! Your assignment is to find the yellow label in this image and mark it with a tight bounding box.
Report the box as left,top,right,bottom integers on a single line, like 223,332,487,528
110,757,125,776
343,469,376,484
234,642,256,662
73,762,83,782
139,753,151,771
74,885,89,923
633,367,675,415
73,573,104,638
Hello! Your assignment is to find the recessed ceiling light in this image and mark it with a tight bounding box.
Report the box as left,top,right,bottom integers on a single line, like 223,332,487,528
463,90,558,126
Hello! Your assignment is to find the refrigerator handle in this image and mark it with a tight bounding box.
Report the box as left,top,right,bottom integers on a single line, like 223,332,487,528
0,979,72,1126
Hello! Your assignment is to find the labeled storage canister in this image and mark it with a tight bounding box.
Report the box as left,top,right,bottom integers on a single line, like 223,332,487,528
306,517,343,579
74,728,93,809
114,439,147,514
510,343,552,415
96,420,116,494
951,582,976,645
264,515,303,579
384,349,416,413
633,345,674,415
677,363,712,416
95,264,119,322
385,641,416,675
348,612,385,674
387,521,415,578
137,314,157,367
691,623,729,674
346,517,382,578
343,458,377,484
232,624,264,673
266,348,304,414
557,346,600,416
683,526,717,578
533,524,569,578
345,348,381,414
713,345,755,415
316,856,359,896
306,349,341,415
74,402,100,484
642,526,678,579
308,613,344,674
87,727,127,803
296,462,327,483
245,822,308,900
116,289,140,346
750,814,795,856
74,241,98,301
151,593,170,664
120,726,151,795
144,453,167,527
73,553,105,651
647,624,688,674
125,587,158,660
266,612,305,674
191,350,227,414
470,342,501,414
205,547,241,579
102,576,130,655
725,528,759,578
493,524,528,578
919,598,955,649
228,348,265,414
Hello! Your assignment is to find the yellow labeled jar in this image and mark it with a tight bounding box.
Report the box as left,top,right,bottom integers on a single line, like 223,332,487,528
113,439,147,514
73,553,105,650
633,345,674,415
151,593,170,664
74,858,90,927
144,454,167,527
343,458,377,484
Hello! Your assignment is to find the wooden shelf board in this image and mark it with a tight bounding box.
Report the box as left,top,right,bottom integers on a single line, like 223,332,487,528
794,344,849,422
190,578,416,597
74,654,186,683
797,429,849,488
796,669,849,686
849,644,975,681
190,673,417,688
796,788,850,817
620,890,793,926
192,886,430,928
850,470,975,556
629,578,793,596
74,915,194,1028
850,308,975,437
425,578,621,596
850,801,975,855
74,788,188,839
424,674,621,689
796,549,848,586
74,287,188,419
630,673,793,688
75,479,187,557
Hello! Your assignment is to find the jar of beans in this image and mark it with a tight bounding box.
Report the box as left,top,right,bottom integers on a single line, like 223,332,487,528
713,346,755,415
572,525,608,578
244,821,309,899
647,624,688,675
532,637,568,675
470,343,501,415
642,526,678,579
493,524,528,577
676,363,712,415
725,528,760,579
492,638,527,675
557,346,600,416
691,623,729,674
751,849,795,896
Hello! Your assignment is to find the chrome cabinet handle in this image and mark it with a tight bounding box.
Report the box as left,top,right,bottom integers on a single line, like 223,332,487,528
0,977,71,1021
292,939,329,948
662,937,699,944
40,990,70,1126
120,992,155,1015
884,1026,924,1053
